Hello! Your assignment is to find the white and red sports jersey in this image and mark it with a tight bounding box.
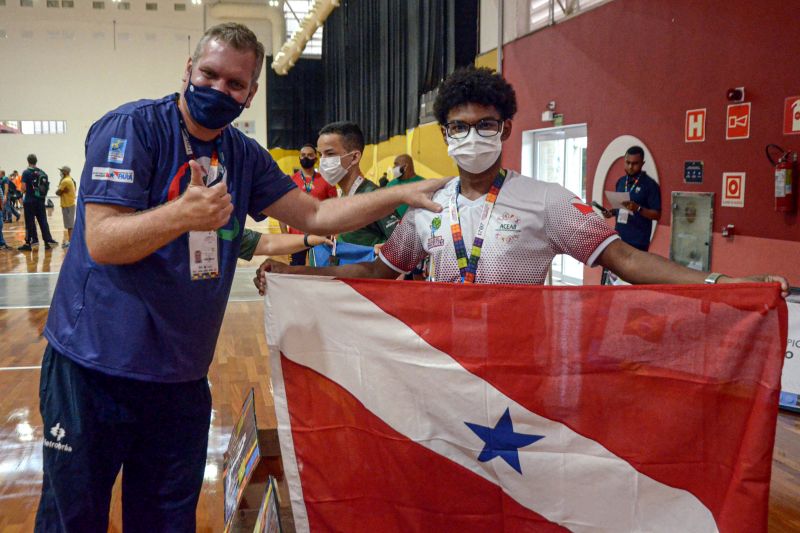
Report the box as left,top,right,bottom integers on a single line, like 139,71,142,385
379,171,618,284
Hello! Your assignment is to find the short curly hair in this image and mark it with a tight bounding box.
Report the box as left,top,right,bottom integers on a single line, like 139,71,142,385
433,67,518,125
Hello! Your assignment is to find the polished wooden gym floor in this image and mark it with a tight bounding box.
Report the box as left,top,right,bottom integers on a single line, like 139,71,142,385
1,208,799,532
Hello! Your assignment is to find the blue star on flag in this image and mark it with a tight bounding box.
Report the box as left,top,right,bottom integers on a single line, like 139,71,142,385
465,408,544,474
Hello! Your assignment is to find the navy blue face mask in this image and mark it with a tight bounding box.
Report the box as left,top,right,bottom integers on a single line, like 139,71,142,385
184,75,247,130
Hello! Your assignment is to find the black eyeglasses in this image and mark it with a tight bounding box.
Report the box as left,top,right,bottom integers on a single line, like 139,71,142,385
444,118,504,140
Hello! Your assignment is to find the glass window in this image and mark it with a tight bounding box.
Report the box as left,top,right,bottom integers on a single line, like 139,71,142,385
283,0,324,58
2,120,67,134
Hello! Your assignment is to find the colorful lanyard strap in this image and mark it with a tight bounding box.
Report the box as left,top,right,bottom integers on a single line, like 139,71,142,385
300,172,314,193
176,95,225,186
625,174,640,192
449,170,507,284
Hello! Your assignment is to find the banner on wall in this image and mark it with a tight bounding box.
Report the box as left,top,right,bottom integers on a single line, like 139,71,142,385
266,275,785,532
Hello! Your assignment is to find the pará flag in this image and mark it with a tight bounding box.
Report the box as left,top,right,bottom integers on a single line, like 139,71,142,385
264,275,787,532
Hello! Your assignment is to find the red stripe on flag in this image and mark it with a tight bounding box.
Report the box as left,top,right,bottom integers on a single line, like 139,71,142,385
340,280,786,532
282,355,569,532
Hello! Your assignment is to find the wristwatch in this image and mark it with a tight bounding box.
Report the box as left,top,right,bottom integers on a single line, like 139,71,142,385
636,205,642,213
704,272,724,284
303,234,310,248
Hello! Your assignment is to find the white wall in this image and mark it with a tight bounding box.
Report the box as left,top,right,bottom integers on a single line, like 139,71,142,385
0,0,281,188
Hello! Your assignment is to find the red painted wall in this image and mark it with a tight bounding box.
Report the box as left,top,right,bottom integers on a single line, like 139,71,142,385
501,0,800,282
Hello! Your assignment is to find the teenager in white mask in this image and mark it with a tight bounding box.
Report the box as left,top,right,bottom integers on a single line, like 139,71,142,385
317,121,400,248
256,68,787,294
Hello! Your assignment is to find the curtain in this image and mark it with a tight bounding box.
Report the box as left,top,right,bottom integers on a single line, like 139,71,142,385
266,56,325,150
322,0,477,145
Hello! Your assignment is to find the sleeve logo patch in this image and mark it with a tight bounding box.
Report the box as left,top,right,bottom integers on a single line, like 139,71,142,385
92,167,134,184
571,198,595,215
107,137,128,164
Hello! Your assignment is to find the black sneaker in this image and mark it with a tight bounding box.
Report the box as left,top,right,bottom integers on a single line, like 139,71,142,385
45,240,58,245
17,244,32,251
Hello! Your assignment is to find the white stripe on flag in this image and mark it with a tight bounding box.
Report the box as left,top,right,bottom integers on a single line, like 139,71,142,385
265,274,718,533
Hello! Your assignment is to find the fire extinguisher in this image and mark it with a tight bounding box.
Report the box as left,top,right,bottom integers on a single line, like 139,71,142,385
766,144,797,212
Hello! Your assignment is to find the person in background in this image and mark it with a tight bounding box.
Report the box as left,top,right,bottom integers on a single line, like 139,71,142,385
279,143,338,265
0,173,10,250
55,166,77,248
1,170,21,223
19,153,57,251
599,145,661,252
386,154,425,218
316,121,400,248
11,170,23,209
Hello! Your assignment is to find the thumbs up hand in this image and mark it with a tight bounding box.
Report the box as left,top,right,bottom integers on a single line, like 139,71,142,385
178,160,233,232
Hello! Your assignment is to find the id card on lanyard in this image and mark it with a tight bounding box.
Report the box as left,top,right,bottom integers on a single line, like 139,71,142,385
449,170,506,283
617,174,640,226
178,103,225,280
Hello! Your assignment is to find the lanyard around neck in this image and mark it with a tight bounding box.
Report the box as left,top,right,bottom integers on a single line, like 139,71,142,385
176,95,224,186
300,171,314,193
625,174,640,192
331,175,366,255
449,170,507,284
347,175,365,197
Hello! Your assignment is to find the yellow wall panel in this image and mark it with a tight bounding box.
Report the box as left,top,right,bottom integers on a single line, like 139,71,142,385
475,49,498,71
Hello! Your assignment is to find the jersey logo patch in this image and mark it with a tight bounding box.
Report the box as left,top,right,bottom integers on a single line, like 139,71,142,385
494,211,521,244
92,167,134,183
107,137,127,164
427,216,445,249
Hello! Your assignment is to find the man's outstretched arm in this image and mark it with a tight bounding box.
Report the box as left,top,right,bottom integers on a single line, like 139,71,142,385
598,239,789,296
263,178,448,236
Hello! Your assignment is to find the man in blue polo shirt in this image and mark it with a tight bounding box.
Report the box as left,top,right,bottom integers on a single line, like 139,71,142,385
602,145,661,251
38,23,444,532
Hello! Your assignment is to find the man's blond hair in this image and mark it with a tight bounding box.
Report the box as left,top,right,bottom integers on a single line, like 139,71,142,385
192,23,265,84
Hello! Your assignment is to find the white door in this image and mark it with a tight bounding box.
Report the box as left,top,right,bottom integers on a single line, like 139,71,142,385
522,125,588,285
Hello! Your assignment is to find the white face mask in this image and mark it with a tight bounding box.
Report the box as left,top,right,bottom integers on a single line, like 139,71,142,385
391,165,403,179
446,126,504,174
319,152,355,186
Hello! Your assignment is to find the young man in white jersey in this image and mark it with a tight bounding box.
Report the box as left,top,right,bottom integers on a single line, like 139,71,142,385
256,67,787,294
